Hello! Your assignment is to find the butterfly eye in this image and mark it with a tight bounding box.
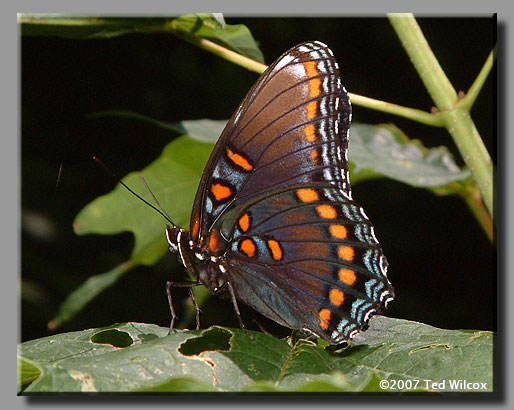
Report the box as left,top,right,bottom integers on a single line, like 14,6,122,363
165,225,181,251
194,251,209,261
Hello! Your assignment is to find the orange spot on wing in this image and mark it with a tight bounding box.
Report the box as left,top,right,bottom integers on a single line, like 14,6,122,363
307,101,318,119
267,239,283,261
240,238,256,257
309,78,321,97
211,183,232,201
316,204,337,219
319,308,331,330
329,225,348,239
304,61,319,77
304,123,317,142
329,289,345,307
338,268,357,286
227,148,253,171
338,246,355,261
311,149,319,164
304,61,321,101
238,213,250,232
296,188,319,202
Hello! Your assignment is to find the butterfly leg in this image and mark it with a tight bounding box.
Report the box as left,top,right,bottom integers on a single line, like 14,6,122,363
187,286,201,330
165,280,202,335
226,281,253,340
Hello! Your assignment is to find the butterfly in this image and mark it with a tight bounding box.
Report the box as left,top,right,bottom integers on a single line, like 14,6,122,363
164,41,394,344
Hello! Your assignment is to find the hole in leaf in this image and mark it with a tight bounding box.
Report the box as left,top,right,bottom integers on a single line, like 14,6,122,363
409,343,451,354
90,329,133,348
179,327,231,356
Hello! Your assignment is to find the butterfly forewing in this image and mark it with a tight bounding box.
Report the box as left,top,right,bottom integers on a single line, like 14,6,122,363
190,41,351,245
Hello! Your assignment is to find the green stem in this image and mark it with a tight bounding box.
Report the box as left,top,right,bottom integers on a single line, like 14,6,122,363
444,108,494,215
349,93,445,127
460,185,494,242
459,48,496,111
388,14,458,110
389,13,494,218
193,37,267,74
169,22,267,74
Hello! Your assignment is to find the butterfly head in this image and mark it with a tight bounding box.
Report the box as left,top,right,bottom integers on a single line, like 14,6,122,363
165,224,183,254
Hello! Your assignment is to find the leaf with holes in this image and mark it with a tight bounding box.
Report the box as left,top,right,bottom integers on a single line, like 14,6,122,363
18,317,493,393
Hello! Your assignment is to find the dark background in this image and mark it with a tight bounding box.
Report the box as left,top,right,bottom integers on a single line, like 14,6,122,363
21,16,496,342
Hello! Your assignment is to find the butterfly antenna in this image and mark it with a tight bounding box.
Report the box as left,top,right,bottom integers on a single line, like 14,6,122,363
92,156,175,226
55,162,63,190
138,174,175,225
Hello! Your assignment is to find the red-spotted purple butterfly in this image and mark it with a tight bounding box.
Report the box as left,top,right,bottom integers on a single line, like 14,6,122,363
164,41,394,344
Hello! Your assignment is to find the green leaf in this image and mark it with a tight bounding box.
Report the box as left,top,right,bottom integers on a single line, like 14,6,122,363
74,136,214,259
345,317,493,392
18,318,493,393
167,119,227,143
18,15,175,39
171,14,264,63
48,261,135,330
349,124,471,188
138,377,217,392
242,373,358,392
49,136,214,329
242,373,385,392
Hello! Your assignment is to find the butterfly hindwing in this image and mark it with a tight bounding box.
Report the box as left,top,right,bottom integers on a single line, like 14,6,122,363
218,184,393,343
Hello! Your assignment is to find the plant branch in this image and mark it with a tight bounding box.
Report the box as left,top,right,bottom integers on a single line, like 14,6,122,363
444,108,494,216
459,48,496,111
388,13,458,110
169,22,267,74
461,186,494,242
389,13,494,218
194,38,268,74
349,93,445,126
